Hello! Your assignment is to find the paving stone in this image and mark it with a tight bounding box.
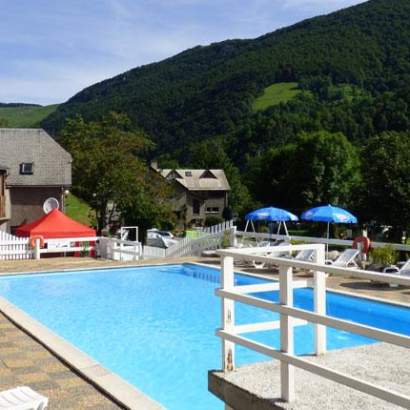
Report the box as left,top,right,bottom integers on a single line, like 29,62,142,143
0,313,122,409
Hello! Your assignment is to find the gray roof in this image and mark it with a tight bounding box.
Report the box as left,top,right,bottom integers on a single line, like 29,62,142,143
0,129,72,186
159,169,230,191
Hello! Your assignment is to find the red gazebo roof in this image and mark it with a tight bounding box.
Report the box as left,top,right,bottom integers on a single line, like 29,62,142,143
15,209,96,239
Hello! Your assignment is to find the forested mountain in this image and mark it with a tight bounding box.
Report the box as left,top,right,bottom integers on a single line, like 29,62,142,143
43,0,410,151
0,103,40,108
41,0,410,232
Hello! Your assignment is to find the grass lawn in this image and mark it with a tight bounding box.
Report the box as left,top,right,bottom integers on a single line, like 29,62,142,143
252,82,301,112
0,104,59,128
65,193,94,226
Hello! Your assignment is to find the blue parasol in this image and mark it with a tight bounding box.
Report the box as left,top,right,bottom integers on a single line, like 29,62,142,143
301,204,358,252
246,207,299,222
245,207,298,237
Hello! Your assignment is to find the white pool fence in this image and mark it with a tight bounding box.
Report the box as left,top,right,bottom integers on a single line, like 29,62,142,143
216,244,410,408
0,231,31,260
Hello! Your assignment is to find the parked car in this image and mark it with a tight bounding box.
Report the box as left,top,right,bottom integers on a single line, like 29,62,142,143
146,229,179,248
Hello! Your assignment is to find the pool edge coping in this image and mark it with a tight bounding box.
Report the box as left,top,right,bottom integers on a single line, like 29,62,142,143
189,261,410,309
0,296,164,410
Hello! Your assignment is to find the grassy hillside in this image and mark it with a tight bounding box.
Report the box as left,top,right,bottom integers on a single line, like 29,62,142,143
0,104,58,128
42,0,410,157
252,82,301,112
65,193,94,226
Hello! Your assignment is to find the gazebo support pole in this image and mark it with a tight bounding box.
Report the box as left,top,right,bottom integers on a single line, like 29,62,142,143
284,222,289,238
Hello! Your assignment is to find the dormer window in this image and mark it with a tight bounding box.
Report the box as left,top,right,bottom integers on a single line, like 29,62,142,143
200,170,216,179
20,162,33,175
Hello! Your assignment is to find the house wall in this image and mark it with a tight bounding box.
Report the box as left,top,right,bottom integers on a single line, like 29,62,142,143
185,191,227,225
0,172,11,231
166,185,228,226
8,186,64,229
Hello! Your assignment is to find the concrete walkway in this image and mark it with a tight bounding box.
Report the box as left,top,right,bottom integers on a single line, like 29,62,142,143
209,343,410,410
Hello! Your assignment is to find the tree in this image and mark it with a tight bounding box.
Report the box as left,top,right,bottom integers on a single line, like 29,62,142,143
60,112,173,233
360,131,410,231
246,131,361,214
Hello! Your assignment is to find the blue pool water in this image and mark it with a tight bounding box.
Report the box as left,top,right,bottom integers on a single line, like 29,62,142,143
0,263,409,410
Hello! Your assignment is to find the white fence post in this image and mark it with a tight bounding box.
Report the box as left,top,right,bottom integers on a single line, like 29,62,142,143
314,245,327,355
279,265,295,402
34,239,41,260
221,255,235,372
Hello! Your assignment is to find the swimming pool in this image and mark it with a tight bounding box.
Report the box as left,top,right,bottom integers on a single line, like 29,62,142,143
0,263,409,409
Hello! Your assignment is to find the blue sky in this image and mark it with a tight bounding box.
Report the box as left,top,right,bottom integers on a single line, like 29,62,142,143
0,0,366,105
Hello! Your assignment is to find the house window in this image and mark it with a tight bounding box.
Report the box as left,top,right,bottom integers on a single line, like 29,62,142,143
185,171,192,177
193,199,200,215
20,163,33,175
206,207,220,213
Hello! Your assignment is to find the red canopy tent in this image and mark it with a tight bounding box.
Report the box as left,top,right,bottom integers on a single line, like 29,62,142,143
15,209,96,239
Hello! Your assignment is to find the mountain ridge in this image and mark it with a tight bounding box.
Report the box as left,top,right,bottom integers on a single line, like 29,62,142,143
42,0,410,159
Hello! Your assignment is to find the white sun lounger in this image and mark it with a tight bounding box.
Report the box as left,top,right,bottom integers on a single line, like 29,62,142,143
326,248,359,268
293,248,315,262
383,259,410,277
0,386,48,410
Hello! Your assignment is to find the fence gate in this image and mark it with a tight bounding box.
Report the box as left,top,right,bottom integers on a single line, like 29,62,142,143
0,231,32,260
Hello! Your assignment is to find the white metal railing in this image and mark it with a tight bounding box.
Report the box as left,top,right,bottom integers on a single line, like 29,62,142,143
141,220,235,259
165,226,235,258
216,245,410,408
201,220,234,235
236,230,410,252
98,237,142,261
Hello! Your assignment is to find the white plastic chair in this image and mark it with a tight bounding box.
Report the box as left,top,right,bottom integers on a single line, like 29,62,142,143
0,387,48,410
326,248,359,268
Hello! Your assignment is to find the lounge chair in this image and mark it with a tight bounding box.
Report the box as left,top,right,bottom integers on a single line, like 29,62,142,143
382,259,410,277
0,386,48,409
326,248,359,268
252,240,291,269
292,248,315,262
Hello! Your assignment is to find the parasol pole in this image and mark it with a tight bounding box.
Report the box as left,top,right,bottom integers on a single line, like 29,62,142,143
326,222,330,255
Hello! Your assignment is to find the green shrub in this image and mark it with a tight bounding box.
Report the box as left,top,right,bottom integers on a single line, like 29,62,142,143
290,239,306,245
370,245,397,266
205,215,223,227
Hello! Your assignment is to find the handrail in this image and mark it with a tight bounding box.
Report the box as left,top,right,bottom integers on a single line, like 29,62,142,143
220,246,410,287
215,245,410,408
236,230,410,252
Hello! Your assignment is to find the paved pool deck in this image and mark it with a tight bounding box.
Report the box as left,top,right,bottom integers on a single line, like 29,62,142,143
209,343,410,410
0,256,409,409
0,311,122,410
